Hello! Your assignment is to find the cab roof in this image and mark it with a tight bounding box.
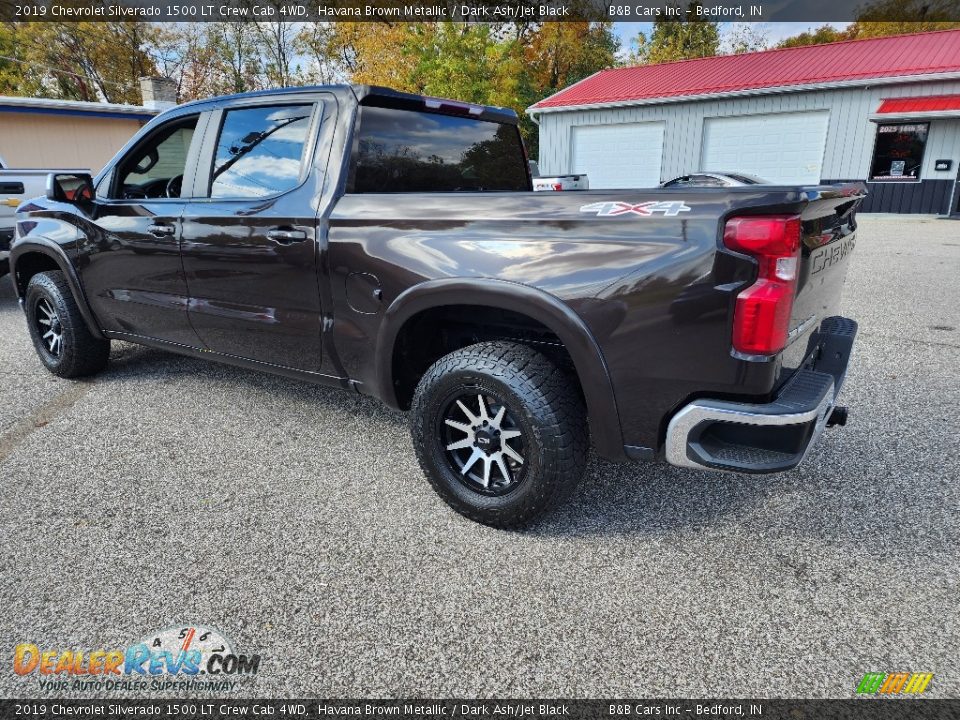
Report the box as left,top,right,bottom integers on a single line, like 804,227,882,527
175,84,519,125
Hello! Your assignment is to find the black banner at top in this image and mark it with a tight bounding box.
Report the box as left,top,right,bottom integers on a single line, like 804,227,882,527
3,0,960,22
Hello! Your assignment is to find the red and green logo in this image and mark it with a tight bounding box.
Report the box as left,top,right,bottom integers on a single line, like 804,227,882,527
856,672,933,695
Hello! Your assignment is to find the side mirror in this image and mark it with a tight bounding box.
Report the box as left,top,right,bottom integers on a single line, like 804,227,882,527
47,173,95,204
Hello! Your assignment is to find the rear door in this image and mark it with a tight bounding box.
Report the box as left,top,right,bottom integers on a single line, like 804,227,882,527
179,95,332,371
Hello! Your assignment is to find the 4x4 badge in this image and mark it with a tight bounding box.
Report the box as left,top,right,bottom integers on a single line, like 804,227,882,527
580,201,692,217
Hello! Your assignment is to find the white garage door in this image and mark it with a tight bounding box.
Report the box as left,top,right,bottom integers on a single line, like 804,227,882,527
701,111,830,184
571,122,664,188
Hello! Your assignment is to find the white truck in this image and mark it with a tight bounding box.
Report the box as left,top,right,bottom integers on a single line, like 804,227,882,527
0,155,89,274
528,160,589,192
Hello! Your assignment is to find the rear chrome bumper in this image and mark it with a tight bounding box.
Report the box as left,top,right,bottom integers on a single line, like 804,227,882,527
666,316,857,473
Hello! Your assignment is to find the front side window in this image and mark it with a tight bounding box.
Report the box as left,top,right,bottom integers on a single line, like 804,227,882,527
113,115,198,199
870,123,928,182
209,104,314,199
351,106,529,193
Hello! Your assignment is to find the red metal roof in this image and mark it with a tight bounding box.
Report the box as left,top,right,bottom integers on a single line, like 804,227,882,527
876,94,960,114
530,29,960,111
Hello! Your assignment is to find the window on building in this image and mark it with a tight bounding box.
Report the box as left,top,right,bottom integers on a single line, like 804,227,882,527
351,106,529,193
869,123,928,182
209,104,314,199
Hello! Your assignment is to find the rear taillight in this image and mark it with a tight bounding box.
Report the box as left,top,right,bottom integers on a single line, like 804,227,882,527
723,215,802,355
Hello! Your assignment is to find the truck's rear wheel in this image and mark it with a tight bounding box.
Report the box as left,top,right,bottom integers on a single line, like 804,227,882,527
25,270,109,378
410,341,588,528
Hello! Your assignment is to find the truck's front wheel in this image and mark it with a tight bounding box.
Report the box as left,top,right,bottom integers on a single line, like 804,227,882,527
25,270,109,378
410,341,588,528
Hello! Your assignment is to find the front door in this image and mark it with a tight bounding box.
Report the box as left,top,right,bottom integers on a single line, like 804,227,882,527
179,100,326,371
83,112,205,346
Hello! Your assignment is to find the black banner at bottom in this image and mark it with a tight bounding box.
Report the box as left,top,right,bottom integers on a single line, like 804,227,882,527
0,700,957,720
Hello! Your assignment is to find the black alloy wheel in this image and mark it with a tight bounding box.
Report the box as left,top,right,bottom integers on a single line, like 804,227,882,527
440,389,527,496
410,341,588,528
24,270,110,378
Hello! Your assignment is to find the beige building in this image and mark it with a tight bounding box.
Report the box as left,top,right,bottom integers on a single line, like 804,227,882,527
0,81,176,173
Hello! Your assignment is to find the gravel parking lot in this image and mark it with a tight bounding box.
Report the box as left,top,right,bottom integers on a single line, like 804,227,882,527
0,216,957,699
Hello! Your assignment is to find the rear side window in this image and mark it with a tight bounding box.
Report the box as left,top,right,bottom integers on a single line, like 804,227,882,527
351,106,529,193
727,173,766,184
209,104,313,198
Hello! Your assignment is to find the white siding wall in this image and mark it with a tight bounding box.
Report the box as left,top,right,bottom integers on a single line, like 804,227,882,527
921,118,960,177
535,79,960,185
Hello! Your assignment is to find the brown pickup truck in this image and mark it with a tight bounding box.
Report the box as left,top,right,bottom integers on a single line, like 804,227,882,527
11,85,865,527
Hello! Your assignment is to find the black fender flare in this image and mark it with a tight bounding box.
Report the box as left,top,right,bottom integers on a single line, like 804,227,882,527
374,277,626,460
10,239,105,340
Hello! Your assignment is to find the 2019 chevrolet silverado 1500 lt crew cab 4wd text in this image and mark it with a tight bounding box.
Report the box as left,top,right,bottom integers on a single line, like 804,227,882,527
11,85,864,527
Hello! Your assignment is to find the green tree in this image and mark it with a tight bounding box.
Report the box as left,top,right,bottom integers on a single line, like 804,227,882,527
721,23,769,54
251,14,301,89
293,22,350,84
518,22,618,156
209,21,262,95
628,5,720,64
522,22,618,96
853,0,960,33
151,23,224,101
778,3,960,48
0,23,23,95
777,25,853,48
151,20,303,102
293,21,618,157
2,22,157,103
412,24,524,108
302,22,424,92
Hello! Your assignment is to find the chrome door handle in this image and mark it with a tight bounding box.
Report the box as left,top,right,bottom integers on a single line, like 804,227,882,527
267,229,307,244
147,223,176,237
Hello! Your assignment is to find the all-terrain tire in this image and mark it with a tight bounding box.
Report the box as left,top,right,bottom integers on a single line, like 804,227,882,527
410,341,588,528
25,270,109,378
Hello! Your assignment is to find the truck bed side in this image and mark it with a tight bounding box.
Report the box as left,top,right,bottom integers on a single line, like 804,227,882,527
326,184,864,455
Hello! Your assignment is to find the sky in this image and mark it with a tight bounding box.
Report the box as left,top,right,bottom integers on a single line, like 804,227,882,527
612,21,851,56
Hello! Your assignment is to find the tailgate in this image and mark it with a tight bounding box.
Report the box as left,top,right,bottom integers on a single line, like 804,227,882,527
780,183,866,382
